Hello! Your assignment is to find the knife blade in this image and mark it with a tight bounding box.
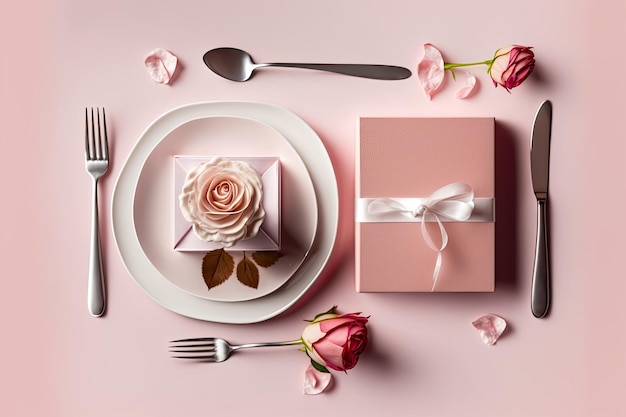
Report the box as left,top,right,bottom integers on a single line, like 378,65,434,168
530,100,552,318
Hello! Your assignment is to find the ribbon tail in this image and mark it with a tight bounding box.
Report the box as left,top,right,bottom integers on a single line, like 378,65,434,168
431,251,443,291
421,212,447,291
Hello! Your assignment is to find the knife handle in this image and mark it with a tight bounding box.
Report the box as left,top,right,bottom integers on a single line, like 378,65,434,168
531,199,550,318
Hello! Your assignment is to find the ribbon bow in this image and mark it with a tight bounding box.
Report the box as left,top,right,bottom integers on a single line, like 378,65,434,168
367,182,475,291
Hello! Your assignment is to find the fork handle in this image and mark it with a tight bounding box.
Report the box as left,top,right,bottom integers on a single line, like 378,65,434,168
234,340,303,351
88,178,106,317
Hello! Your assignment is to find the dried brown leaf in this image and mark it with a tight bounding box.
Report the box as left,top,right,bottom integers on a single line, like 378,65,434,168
251,251,283,268
237,254,260,289
202,248,235,290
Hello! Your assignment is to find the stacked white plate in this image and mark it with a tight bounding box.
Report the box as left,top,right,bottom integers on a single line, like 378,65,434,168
111,101,338,323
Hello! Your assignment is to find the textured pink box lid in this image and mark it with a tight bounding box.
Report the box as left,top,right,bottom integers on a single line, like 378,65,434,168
355,117,495,292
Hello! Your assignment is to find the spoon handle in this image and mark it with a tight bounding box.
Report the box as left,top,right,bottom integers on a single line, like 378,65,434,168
266,63,411,80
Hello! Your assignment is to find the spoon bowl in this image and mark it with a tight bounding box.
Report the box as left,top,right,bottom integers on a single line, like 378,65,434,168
203,47,411,81
203,48,258,81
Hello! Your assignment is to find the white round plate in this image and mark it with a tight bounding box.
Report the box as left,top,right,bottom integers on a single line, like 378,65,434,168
134,116,317,302
111,101,338,323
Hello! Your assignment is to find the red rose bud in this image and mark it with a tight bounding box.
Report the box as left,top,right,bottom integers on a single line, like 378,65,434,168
488,45,535,91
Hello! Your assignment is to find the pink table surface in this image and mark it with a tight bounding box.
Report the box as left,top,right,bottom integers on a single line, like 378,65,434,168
1,1,624,416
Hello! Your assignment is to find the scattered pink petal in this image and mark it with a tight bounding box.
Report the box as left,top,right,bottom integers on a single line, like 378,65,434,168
144,48,178,84
303,364,332,395
472,314,507,346
417,43,445,101
455,71,477,99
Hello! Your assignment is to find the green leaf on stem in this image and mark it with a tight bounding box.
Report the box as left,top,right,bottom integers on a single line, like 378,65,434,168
312,306,337,321
310,359,330,374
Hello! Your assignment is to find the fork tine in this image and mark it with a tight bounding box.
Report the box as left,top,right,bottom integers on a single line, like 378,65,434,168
87,107,97,160
169,348,215,353
169,337,217,343
95,108,105,160
171,355,218,361
91,108,98,159
169,343,215,349
100,108,109,160
95,108,102,160
85,107,91,159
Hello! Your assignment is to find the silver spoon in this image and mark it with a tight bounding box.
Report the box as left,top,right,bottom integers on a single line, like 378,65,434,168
203,47,412,81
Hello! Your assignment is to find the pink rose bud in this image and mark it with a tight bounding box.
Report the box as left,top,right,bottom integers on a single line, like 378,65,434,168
488,45,535,91
301,307,369,372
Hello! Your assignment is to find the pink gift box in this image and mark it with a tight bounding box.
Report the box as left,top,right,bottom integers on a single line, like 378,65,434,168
173,156,281,252
355,118,495,292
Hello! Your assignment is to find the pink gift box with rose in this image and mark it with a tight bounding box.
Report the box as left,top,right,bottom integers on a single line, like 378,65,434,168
355,117,495,292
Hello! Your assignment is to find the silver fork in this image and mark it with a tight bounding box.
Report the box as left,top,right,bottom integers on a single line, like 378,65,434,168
85,108,109,317
169,337,302,362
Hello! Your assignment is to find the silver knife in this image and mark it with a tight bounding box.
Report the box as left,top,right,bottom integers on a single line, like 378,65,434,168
530,100,552,318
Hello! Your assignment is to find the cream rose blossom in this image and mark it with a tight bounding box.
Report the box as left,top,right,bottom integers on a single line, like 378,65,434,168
179,157,265,247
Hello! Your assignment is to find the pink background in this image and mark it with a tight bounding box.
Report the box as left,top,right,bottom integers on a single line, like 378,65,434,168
1,0,623,416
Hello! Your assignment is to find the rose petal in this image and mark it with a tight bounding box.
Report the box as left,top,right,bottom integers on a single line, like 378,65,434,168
472,314,507,346
312,339,344,371
301,322,326,345
455,71,477,99
144,48,178,84
417,43,445,101
303,364,332,395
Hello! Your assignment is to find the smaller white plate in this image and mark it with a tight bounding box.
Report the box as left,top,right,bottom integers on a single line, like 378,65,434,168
134,116,317,302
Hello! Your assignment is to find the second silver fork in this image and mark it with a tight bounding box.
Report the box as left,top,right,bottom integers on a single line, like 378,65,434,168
85,108,109,317
169,337,303,362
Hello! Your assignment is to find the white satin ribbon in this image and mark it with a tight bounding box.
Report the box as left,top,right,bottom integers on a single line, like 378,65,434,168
358,182,487,291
